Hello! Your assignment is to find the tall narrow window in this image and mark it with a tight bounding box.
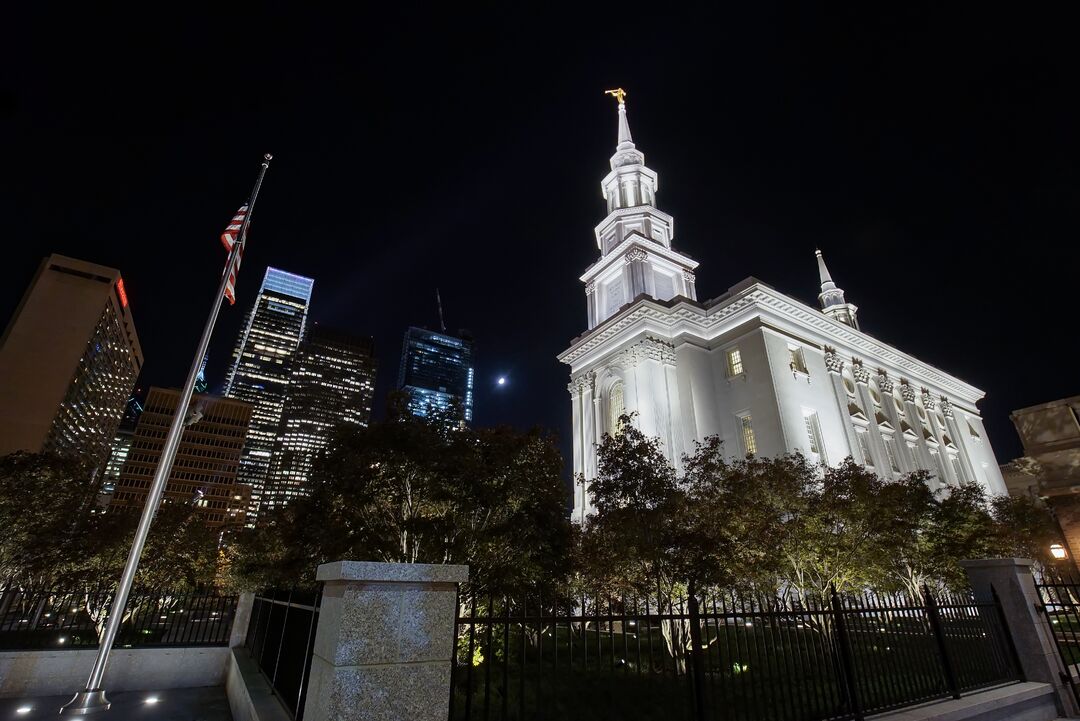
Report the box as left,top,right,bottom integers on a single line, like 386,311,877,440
883,436,901,473
803,411,827,464
788,346,808,375
740,415,757,455
728,348,744,377
950,455,967,484
932,451,950,486
608,382,625,435
857,431,874,467
904,442,918,469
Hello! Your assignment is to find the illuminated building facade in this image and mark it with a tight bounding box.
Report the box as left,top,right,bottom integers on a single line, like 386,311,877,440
224,267,314,519
264,326,377,512
398,326,475,424
0,254,143,467
560,94,1006,520
101,394,144,499
110,386,252,527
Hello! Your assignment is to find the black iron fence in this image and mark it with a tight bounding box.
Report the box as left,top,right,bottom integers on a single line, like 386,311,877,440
245,587,322,721
0,585,236,650
1033,566,1080,704
450,585,1022,721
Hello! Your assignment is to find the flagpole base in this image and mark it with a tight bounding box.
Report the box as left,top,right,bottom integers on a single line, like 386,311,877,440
59,689,111,715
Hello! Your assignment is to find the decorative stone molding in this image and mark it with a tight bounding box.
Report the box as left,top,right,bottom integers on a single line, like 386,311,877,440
851,359,870,385
584,280,596,295
900,380,917,403
568,372,594,397
876,371,894,394
621,336,676,367
624,247,648,264
823,346,844,374
557,284,985,403
682,269,696,283
921,388,936,411
940,396,953,419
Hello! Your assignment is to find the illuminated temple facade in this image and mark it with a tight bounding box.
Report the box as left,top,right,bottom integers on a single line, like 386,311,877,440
559,94,1006,521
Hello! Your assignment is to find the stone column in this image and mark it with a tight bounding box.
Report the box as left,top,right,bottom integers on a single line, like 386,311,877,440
824,348,863,465
852,360,888,472
303,561,469,721
625,247,649,298
961,558,1077,717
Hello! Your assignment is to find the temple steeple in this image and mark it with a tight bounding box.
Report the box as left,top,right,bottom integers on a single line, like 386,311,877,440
580,90,699,329
815,249,859,329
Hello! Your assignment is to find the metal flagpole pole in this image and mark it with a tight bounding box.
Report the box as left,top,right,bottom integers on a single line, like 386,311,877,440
61,153,273,716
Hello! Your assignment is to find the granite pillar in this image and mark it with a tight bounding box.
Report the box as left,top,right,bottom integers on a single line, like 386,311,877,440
961,558,1077,717
302,561,469,721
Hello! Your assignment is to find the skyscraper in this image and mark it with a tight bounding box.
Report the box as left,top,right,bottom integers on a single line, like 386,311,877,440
398,327,475,424
101,394,144,499
264,326,377,511
224,267,314,519
110,386,252,528
0,254,143,467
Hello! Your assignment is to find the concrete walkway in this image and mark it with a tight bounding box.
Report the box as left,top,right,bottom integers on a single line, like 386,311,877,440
0,686,232,720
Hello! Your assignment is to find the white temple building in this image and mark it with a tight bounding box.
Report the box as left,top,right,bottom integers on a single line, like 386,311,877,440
558,92,1007,521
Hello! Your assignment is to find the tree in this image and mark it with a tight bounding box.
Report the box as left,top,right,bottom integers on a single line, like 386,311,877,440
0,451,222,593
227,393,571,597
990,493,1060,567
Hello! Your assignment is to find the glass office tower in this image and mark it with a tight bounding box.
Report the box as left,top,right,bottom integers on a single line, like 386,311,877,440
398,326,475,424
265,326,377,511
224,267,314,520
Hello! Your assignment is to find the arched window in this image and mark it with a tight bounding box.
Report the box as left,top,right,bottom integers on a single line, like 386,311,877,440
608,382,625,435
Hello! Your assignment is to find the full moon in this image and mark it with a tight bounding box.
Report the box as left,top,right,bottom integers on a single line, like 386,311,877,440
497,377,506,386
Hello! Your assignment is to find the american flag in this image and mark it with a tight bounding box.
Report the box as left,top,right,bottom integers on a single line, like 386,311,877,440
220,204,248,305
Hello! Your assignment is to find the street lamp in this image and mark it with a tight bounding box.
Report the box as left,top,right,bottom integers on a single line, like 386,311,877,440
1050,543,1068,560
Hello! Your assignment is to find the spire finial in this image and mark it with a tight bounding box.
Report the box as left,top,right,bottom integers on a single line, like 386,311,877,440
816,248,837,291
605,88,634,150
604,88,627,105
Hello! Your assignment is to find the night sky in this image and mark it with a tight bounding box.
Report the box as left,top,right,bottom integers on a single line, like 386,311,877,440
4,5,1079,466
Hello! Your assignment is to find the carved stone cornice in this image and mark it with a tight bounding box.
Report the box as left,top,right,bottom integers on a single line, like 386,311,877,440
621,336,676,368
824,346,844,374
557,283,985,405
876,370,894,394
851,359,870,385
921,389,936,411
624,247,648,264
900,380,917,403
584,280,596,296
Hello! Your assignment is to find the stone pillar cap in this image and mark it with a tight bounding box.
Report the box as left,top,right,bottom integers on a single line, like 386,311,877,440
317,560,469,584
959,557,1035,569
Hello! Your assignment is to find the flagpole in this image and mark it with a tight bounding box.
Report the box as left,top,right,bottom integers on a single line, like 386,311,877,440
61,153,273,716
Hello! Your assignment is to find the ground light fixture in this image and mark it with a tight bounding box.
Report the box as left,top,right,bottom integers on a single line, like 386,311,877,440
16,707,32,715
1051,543,1068,560
144,696,160,705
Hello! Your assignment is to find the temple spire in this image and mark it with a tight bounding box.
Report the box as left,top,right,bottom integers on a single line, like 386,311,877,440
605,88,644,169
816,248,837,292
815,249,860,330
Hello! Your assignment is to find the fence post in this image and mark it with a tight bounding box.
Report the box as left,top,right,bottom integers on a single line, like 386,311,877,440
230,592,255,648
686,589,707,721
922,585,961,699
961,558,1078,718
830,586,863,720
302,560,469,721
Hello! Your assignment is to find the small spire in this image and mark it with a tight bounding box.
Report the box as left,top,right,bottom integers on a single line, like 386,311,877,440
815,248,837,292
606,87,634,149
815,248,859,330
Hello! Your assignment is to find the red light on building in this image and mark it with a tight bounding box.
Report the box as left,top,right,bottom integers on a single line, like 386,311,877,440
116,279,128,308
